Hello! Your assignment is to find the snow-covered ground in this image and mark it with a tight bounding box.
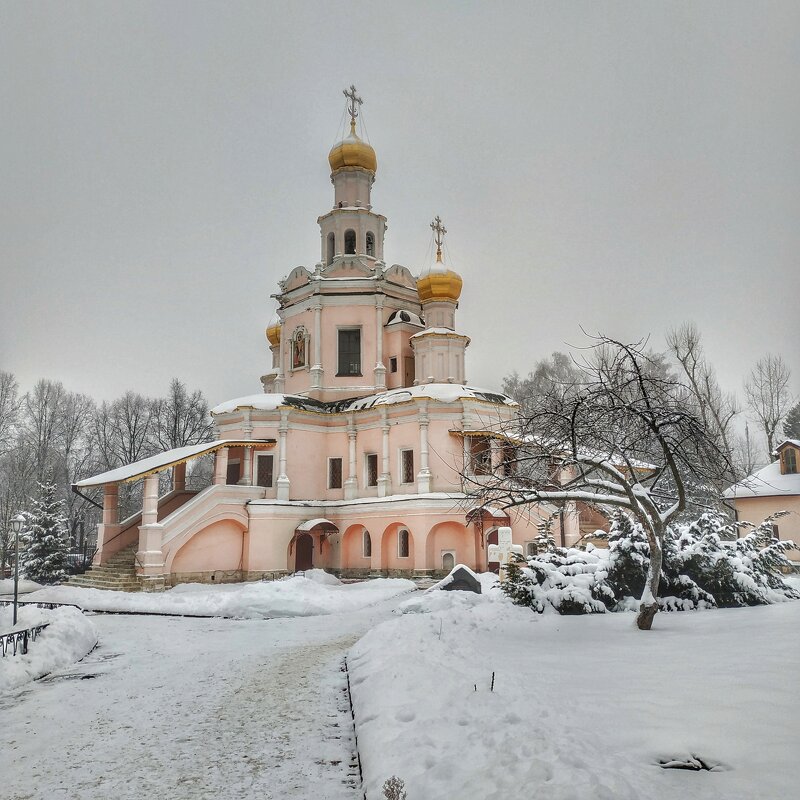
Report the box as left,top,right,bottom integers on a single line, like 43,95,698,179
0,605,97,693
349,586,800,800
0,578,43,595
0,594,408,800
22,570,416,617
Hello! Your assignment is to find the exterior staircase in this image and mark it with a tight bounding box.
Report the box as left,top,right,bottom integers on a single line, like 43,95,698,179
68,545,141,592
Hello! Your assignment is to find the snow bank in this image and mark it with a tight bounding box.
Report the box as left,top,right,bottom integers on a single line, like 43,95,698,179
349,596,800,799
0,578,44,595
0,606,97,694
26,574,415,619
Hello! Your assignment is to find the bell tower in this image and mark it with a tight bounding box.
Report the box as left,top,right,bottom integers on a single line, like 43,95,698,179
318,85,387,266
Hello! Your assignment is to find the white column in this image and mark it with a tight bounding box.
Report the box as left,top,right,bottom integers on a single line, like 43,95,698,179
374,296,386,389
310,303,323,390
378,407,391,497
240,446,253,485
277,409,291,500
137,473,165,587
345,415,358,500
275,337,285,393
417,403,432,493
213,447,229,485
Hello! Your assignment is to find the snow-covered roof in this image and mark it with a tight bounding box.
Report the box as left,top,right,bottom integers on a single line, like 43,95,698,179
74,439,275,488
723,460,800,499
211,385,516,416
410,327,461,338
296,518,338,531
776,439,800,452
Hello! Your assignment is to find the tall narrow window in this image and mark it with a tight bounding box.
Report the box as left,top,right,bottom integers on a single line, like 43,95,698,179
365,453,378,487
344,229,356,254
326,232,335,265
398,528,410,558
362,529,372,558
337,329,361,376
501,443,516,477
226,461,241,485
256,454,274,487
366,231,375,256
470,438,492,475
328,457,343,489
784,448,797,474
390,356,398,373
400,449,414,484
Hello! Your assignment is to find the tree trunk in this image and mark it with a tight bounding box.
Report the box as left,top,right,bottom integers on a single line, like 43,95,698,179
637,528,663,630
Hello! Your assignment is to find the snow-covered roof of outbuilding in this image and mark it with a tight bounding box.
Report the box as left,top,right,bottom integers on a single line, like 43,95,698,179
211,385,516,417
723,460,800,499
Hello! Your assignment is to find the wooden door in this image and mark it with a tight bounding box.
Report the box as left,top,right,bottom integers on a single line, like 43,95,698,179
403,357,415,388
295,533,313,572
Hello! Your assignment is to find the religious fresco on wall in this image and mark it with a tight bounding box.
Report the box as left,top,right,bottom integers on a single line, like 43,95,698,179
292,328,308,369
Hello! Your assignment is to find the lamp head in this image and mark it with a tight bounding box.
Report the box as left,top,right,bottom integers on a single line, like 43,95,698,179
10,514,25,533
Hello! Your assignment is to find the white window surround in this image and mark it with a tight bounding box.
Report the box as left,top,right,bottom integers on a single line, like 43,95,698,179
398,448,414,484
362,529,372,558
255,453,274,488
364,452,379,487
441,550,456,571
328,456,343,490
336,325,362,378
397,528,410,558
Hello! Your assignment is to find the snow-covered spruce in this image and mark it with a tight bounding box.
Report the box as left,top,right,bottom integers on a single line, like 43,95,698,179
0,605,97,694
20,480,70,585
503,512,799,614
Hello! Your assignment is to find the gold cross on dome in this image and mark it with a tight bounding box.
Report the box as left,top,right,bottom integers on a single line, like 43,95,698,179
430,215,447,260
343,84,363,126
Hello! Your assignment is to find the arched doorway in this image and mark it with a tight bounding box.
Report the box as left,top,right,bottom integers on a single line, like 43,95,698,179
295,533,313,571
487,529,500,574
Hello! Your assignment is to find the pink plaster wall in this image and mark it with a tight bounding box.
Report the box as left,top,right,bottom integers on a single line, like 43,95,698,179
734,496,800,558
171,519,245,573
425,521,474,570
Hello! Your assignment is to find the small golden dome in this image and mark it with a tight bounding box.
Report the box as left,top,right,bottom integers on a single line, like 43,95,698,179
416,255,463,304
265,315,281,347
328,121,377,174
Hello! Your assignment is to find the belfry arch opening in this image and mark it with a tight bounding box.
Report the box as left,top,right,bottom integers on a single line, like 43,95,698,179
366,231,375,257
344,229,356,255
326,232,335,265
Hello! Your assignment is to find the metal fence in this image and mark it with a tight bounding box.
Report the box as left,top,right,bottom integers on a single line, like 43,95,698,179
0,623,50,657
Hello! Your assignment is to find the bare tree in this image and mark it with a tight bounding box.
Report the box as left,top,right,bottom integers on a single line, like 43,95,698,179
744,354,793,455
667,322,739,474
503,352,583,413
151,378,214,451
0,371,20,456
470,336,732,631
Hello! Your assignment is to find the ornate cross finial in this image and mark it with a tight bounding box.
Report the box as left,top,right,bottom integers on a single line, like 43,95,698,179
430,215,447,261
343,84,363,131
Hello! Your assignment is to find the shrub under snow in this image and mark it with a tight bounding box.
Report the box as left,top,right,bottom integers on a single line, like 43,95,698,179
503,512,799,614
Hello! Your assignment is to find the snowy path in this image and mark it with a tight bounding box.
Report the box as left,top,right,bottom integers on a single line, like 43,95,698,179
1,598,406,799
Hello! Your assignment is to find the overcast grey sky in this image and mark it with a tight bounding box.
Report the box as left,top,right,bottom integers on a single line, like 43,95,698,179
1,1,798,407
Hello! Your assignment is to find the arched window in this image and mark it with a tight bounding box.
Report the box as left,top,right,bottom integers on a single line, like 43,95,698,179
366,231,375,257
398,528,410,558
344,229,356,255
326,232,335,265
362,529,372,558
442,551,455,572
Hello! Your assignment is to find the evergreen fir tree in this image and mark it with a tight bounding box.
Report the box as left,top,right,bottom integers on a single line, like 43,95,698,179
21,480,69,584
783,401,800,440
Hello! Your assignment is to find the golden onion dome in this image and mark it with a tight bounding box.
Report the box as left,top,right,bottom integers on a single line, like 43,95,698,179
416,255,463,304
265,315,281,347
328,121,377,174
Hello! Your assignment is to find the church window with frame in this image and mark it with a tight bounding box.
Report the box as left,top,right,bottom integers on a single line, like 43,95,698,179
390,356,398,373
470,437,492,475
337,328,361,376
328,457,343,490
365,453,378,487
398,528,410,558
291,327,309,370
366,231,375,256
400,448,414,484
362,529,372,558
255,453,274,488
344,229,356,255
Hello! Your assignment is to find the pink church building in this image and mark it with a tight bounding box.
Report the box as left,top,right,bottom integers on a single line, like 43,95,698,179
74,89,581,591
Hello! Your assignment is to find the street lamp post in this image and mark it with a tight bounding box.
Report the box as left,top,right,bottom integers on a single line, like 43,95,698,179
10,514,25,626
